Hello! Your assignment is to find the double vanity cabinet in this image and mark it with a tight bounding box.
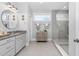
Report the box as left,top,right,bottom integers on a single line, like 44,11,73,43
0,31,26,56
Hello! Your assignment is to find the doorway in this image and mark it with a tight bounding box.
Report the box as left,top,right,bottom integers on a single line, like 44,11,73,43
31,13,52,41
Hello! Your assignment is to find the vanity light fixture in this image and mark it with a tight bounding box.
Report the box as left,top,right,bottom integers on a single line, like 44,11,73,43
8,5,12,8
7,2,12,8
13,15,15,21
6,2,18,13
12,5,16,10
22,15,24,20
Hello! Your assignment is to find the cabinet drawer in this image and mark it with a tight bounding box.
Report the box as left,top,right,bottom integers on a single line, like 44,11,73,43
16,39,23,53
3,49,15,56
0,43,11,55
0,37,15,46
7,37,15,43
0,38,15,56
0,39,7,46
0,41,15,56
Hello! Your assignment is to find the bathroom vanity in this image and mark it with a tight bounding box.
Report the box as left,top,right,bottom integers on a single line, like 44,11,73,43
36,31,48,42
0,31,26,56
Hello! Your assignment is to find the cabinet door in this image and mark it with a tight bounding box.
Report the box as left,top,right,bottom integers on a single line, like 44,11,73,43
0,37,16,56
4,49,15,56
21,34,26,46
0,39,7,46
16,34,26,53
0,41,10,55
16,35,23,53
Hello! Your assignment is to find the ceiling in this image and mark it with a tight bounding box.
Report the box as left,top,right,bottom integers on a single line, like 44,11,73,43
13,2,69,13
28,2,69,13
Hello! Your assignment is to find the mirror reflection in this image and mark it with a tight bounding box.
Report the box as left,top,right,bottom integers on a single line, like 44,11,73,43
1,10,18,29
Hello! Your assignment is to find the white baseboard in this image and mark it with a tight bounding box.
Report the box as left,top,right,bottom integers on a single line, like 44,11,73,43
30,38,36,41
30,38,52,42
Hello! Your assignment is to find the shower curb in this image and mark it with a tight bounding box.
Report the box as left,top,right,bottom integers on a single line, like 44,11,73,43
53,40,68,56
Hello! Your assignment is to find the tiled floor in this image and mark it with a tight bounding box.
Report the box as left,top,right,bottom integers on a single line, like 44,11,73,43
17,41,61,56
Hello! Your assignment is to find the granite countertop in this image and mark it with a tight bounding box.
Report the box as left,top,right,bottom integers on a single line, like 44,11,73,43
0,31,26,41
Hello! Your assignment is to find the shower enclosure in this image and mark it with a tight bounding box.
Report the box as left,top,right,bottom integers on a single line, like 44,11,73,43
54,10,69,54
57,20,69,54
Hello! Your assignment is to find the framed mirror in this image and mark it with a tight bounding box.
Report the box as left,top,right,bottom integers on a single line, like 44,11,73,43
1,10,18,29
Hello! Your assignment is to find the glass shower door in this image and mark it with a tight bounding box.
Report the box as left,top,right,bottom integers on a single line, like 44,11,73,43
56,12,69,54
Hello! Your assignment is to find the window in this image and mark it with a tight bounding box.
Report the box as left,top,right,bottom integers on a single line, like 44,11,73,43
34,15,50,21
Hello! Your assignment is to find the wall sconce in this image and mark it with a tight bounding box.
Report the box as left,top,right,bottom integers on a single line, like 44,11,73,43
22,15,24,20
7,2,12,8
13,15,15,21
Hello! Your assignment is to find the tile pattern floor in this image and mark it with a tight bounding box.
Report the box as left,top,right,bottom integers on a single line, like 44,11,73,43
17,41,61,56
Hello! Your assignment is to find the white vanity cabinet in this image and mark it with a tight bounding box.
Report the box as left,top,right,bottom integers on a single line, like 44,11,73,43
0,32,26,56
16,33,26,53
0,37,16,56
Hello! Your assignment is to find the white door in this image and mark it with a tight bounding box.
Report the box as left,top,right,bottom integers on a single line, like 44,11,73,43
69,2,79,56
74,3,79,56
